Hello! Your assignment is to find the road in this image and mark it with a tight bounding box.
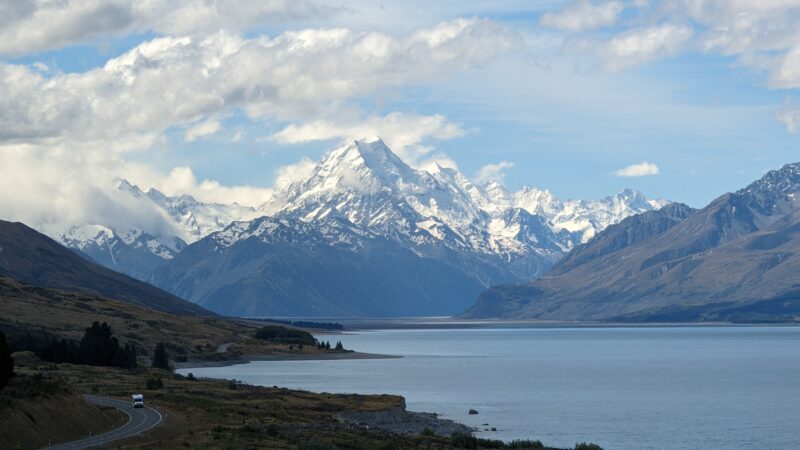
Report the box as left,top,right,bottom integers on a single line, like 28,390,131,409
44,395,163,450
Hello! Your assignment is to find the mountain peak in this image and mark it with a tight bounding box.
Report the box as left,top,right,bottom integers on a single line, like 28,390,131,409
738,162,800,198
115,178,144,197
311,138,420,195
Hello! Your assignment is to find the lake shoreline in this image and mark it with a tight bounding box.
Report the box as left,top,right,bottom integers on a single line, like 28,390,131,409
250,316,800,331
176,350,400,369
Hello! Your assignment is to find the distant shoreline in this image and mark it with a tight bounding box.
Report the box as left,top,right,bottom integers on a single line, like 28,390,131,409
257,317,800,331
176,351,399,369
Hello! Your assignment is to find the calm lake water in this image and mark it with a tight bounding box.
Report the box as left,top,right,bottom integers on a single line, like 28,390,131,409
179,326,800,450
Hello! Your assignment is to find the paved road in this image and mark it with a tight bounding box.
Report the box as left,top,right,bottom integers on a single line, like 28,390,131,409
44,395,162,449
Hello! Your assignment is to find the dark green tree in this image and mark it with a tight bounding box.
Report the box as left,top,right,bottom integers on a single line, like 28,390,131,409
151,342,170,370
334,341,343,351
79,321,120,366
0,330,13,392
126,343,138,368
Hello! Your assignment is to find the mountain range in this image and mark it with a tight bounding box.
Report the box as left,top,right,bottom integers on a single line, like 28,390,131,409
462,163,800,322
51,139,667,317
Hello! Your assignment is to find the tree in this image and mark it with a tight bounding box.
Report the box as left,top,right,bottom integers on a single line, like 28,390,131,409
79,321,120,366
0,330,13,392
334,341,343,351
151,342,170,370
126,343,138,368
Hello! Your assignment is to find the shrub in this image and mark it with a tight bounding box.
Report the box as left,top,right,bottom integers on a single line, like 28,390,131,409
146,375,164,390
508,439,544,449
574,443,603,450
299,439,338,450
0,331,13,392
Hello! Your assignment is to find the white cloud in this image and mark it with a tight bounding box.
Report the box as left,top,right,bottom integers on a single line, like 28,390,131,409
0,0,332,55
474,161,515,184
614,161,660,177
597,24,694,71
0,19,515,147
540,1,624,32
544,1,800,131
270,112,465,164
0,18,517,235
147,166,274,207
419,154,461,173
184,117,222,142
274,158,317,188
776,99,800,132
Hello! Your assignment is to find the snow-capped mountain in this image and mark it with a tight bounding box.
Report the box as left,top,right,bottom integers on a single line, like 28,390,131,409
57,180,260,279
59,223,187,281
56,138,669,316
148,139,669,316
463,162,800,322
261,139,665,262
485,182,669,243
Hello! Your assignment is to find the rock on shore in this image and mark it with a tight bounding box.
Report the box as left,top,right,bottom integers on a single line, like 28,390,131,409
336,400,474,437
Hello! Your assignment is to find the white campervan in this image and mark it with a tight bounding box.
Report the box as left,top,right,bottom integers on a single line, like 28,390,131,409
131,394,144,408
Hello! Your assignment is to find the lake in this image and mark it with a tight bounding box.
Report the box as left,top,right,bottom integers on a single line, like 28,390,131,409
178,326,800,450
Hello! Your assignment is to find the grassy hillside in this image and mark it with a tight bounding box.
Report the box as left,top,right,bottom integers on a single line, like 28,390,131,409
0,356,125,449
0,277,335,362
6,359,577,450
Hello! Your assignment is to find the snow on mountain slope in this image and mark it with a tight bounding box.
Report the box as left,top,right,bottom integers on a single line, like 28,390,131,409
54,138,667,300
145,187,261,243
55,180,260,280
59,223,184,260
58,223,187,280
258,139,667,260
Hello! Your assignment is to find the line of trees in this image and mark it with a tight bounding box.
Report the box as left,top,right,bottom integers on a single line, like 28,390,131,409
315,340,344,351
2,323,177,375
4,322,138,369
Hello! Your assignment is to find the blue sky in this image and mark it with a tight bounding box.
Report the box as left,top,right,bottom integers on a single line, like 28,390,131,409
2,0,800,227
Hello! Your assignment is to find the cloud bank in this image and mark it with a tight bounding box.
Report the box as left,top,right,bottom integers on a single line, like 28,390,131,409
0,16,517,235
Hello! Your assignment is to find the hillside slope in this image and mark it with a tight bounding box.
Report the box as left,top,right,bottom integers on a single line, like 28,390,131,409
462,163,800,322
0,220,209,316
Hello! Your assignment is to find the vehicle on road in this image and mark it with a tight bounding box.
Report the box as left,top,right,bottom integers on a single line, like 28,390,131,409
131,394,144,408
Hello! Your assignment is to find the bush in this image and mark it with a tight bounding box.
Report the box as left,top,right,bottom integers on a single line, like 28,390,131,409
449,432,544,449
508,439,544,449
0,331,14,392
299,439,338,450
574,443,603,450
146,375,164,390
254,326,316,345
